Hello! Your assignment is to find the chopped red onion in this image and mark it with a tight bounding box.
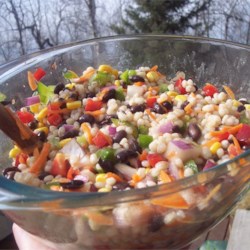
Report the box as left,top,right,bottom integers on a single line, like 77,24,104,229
25,95,40,106
159,122,174,134
203,160,216,171
74,175,89,183
171,140,192,150
62,124,74,132
108,126,117,136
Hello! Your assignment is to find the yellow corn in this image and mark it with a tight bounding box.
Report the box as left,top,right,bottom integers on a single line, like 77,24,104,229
66,101,81,110
146,71,159,82
245,104,250,110
98,187,111,192
37,122,45,128
232,100,241,107
65,83,75,90
30,103,40,113
36,107,48,122
98,65,113,73
175,95,187,102
34,127,49,135
59,138,72,148
114,80,121,87
95,173,107,183
112,69,119,78
167,91,178,97
9,146,21,158
210,142,221,154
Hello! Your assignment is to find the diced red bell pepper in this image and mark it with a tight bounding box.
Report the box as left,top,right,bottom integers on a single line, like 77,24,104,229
203,84,218,97
92,131,111,148
48,102,61,111
147,153,165,167
85,99,103,111
33,67,46,81
146,97,157,108
236,124,250,146
217,131,230,141
16,111,34,123
47,113,63,126
15,153,28,167
50,153,71,177
174,77,186,94
228,144,238,157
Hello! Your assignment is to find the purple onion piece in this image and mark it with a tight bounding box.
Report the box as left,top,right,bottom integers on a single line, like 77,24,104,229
159,122,174,134
171,140,192,150
108,126,117,136
62,124,75,132
25,95,40,106
203,160,216,171
74,175,89,183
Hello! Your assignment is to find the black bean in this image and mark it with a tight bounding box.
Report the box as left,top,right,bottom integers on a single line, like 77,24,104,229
85,92,96,98
112,182,130,191
239,99,249,105
151,102,165,114
38,172,50,180
37,131,47,142
102,89,116,103
60,129,79,140
182,101,190,109
116,150,138,163
129,139,142,153
54,83,65,94
130,104,146,113
148,213,164,232
237,105,245,112
60,180,84,189
78,114,95,125
172,125,182,134
161,101,173,111
0,100,11,105
2,167,20,177
68,93,78,100
129,75,145,83
98,158,115,172
28,120,38,130
89,184,98,192
121,81,127,89
113,130,127,143
187,123,201,141
99,115,117,126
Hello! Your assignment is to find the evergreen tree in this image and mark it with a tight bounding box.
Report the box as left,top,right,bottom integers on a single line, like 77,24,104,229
111,0,212,35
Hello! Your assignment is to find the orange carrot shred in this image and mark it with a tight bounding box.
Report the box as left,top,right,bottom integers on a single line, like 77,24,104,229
231,135,242,155
184,103,193,114
139,150,148,162
106,172,124,182
134,81,145,86
28,71,37,91
202,138,219,148
85,110,104,117
81,123,93,144
150,65,158,71
221,123,243,134
29,143,51,174
223,85,235,99
159,170,172,183
145,108,156,120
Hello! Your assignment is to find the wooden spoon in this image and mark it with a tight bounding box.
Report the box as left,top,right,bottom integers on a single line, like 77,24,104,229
0,103,40,154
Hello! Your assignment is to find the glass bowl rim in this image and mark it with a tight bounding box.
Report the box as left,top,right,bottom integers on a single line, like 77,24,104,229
0,34,250,208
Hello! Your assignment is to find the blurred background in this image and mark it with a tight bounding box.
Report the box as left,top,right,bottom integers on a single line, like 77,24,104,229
0,0,249,64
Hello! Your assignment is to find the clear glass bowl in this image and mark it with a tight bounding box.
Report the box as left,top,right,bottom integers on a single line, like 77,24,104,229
0,35,250,249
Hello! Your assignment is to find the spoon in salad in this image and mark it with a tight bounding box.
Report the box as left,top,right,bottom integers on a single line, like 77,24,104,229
0,103,40,154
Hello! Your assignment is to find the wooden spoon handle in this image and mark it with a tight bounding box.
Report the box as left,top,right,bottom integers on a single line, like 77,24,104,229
0,103,39,154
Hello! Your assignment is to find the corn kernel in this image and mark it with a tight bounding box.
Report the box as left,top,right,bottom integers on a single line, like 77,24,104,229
167,91,178,97
66,101,81,110
30,103,40,113
34,127,49,135
114,80,121,87
9,146,21,158
98,64,113,74
232,100,241,107
95,173,107,183
59,138,72,148
245,104,250,110
36,107,48,122
112,69,119,78
210,142,221,154
65,83,75,90
175,95,187,102
37,122,44,128
146,71,159,82
98,187,111,192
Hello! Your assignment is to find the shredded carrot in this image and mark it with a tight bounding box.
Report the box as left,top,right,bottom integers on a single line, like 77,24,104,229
33,147,40,160
202,138,219,148
221,123,243,134
139,150,148,162
151,193,189,209
27,71,37,91
184,102,193,114
159,170,172,183
145,108,156,120
67,167,80,180
85,110,104,117
73,69,96,83
150,65,158,71
178,168,185,179
85,211,113,226
29,143,51,174
231,135,242,155
106,172,124,182
81,123,93,144
134,81,145,86
223,85,235,100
